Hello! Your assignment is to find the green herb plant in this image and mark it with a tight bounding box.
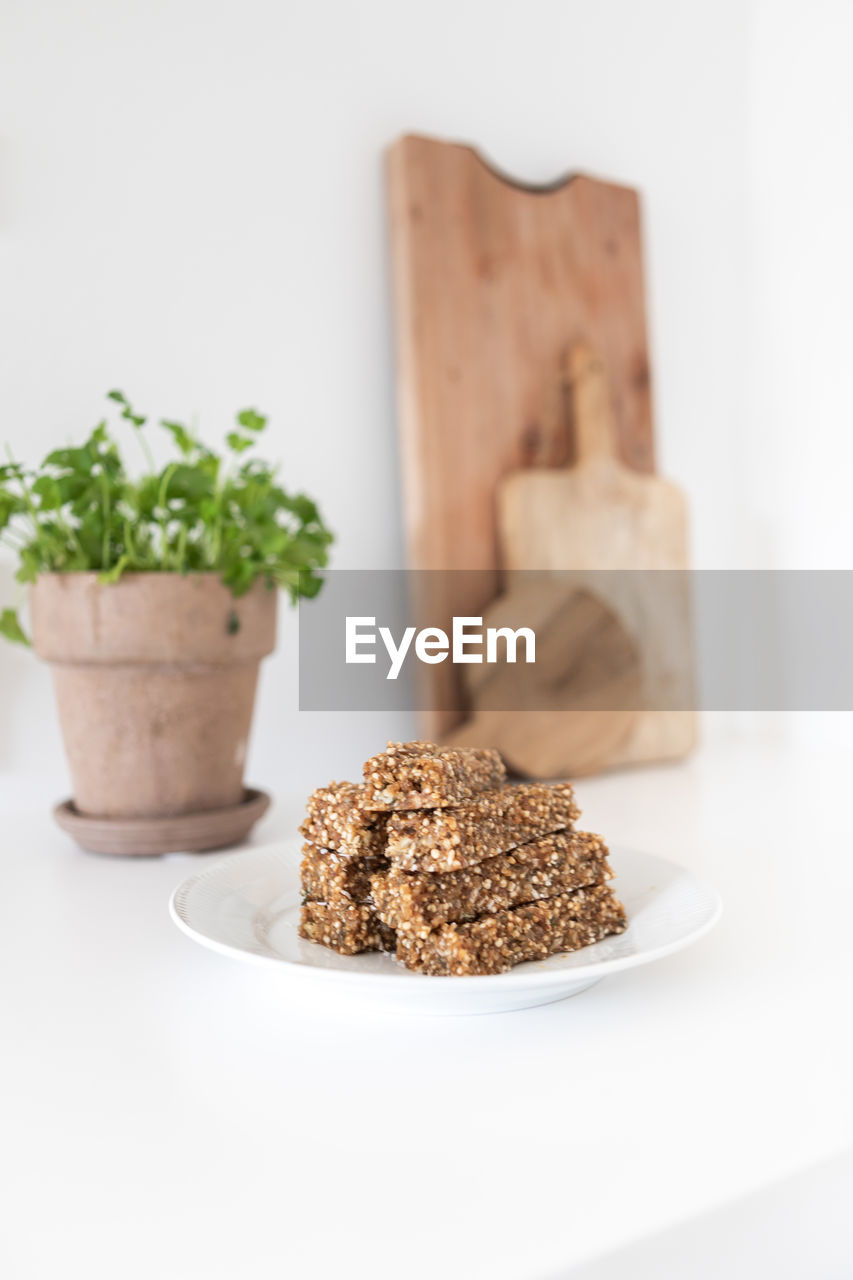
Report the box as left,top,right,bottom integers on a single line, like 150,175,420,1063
0,392,333,645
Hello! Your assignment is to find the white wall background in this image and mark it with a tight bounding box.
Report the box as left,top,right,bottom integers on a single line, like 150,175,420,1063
748,0,853,570
0,0,846,794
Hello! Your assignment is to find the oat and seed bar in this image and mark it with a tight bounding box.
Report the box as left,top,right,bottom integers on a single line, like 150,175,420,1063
300,842,389,906
385,782,580,874
372,830,611,937
361,741,506,810
299,781,388,858
395,883,627,976
299,900,396,956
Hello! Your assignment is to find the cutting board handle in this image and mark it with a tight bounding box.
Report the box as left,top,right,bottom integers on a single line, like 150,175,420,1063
563,342,619,466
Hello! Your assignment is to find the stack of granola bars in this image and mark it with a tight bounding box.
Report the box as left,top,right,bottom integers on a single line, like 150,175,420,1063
299,742,626,976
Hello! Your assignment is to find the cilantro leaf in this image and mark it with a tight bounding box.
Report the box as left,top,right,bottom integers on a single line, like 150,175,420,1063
0,608,30,646
236,409,267,433
226,432,255,454
160,420,195,456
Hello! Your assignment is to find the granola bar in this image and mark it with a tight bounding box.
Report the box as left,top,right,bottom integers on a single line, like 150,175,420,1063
362,741,506,810
299,899,396,956
300,842,388,905
372,830,611,937
385,782,580,874
395,883,627,976
299,781,387,858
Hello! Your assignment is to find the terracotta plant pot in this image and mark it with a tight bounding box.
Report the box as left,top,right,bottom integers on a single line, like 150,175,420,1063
31,573,277,846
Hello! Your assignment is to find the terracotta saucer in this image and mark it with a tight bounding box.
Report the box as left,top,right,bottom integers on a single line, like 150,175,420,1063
53,788,272,856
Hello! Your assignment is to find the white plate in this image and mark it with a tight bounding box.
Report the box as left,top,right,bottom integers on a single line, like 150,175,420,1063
170,842,721,1015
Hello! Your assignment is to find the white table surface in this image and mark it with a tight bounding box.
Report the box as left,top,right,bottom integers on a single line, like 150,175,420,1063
3,733,853,1280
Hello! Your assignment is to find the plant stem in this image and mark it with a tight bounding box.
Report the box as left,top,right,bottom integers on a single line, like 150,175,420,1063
132,422,155,474
58,516,85,560
175,522,187,571
100,470,111,569
157,463,176,564
123,517,137,565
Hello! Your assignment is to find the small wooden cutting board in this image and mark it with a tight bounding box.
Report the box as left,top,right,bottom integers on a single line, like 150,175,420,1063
500,342,689,572
447,343,695,775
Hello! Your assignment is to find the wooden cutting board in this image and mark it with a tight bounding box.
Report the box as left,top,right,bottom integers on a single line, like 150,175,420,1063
446,343,696,775
387,133,657,740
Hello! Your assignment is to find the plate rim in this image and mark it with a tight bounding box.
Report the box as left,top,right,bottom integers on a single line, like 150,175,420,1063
169,841,723,989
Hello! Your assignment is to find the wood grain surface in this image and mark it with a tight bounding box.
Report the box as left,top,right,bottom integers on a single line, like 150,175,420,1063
387,133,657,738
448,343,695,775
444,579,644,777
